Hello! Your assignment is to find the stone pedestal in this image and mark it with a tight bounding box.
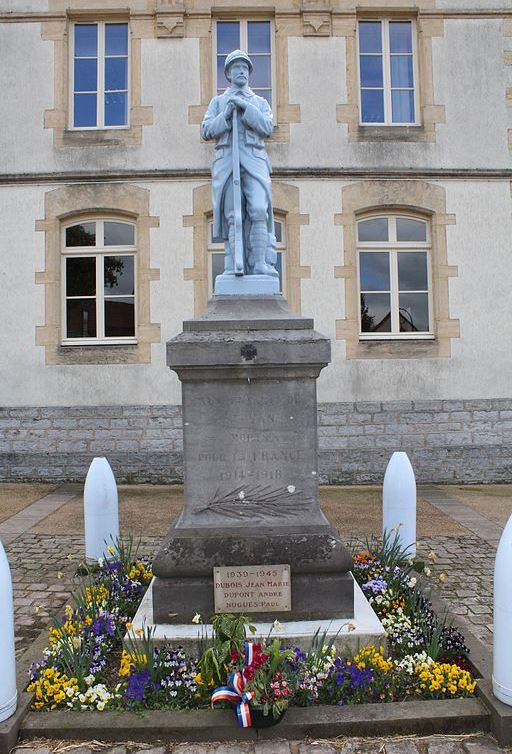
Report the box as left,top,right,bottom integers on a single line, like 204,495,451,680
152,296,354,624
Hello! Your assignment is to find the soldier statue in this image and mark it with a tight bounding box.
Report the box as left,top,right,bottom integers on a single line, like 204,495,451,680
201,49,279,288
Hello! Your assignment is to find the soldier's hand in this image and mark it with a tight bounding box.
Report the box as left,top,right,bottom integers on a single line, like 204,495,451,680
224,100,236,120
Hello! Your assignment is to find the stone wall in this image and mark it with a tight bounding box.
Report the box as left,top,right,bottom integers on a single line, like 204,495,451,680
0,399,511,484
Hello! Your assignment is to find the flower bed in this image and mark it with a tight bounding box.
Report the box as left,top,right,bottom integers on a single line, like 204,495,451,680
27,536,476,720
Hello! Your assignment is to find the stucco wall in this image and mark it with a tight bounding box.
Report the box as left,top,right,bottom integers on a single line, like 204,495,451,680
1,179,511,407
0,17,511,174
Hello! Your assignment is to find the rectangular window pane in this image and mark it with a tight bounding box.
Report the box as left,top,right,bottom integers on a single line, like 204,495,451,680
248,21,271,53
389,22,412,53
361,293,391,332
398,252,428,291
66,299,97,338
217,22,240,54
66,222,96,247
358,217,388,242
74,93,97,127
74,59,97,92
360,55,383,88
359,22,382,53
104,222,134,246
74,25,97,58
274,221,282,243
391,90,415,123
105,57,127,91
396,218,426,242
361,89,384,123
217,56,229,91
250,56,271,88
105,92,128,126
399,292,429,332
104,297,135,336
359,252,390,291
105,23,128,56
66,257,96,296
390,56,413,88
104,256,134,295
275,251,283,293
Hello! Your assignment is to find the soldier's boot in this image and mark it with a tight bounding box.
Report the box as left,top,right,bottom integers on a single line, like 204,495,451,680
250,221,279,276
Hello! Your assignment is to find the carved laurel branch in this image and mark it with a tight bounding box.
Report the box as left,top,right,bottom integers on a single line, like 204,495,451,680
198,484,310,520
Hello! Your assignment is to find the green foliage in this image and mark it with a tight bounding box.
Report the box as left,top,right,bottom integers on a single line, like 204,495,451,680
197,613,255,686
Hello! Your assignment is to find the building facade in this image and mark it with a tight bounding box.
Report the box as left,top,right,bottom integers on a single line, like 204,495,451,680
1,0,511,483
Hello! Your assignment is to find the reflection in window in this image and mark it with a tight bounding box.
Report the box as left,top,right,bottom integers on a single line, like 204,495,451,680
73,22,129,128
63,219,136,342
215,20,273,105
357,215,431,337
358,20,417,125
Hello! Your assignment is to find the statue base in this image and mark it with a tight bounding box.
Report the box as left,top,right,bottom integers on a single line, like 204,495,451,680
152,296,355,624
214,273,279,296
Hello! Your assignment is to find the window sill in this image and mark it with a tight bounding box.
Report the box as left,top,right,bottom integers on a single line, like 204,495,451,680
351,338,445,359
62,128,134,148
56,343,140,365
356,124,427,143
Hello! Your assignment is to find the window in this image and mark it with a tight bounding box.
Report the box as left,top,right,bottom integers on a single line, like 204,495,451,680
208,219,285,295
358,20,418,125
357,215,432,338
215,20,273,106
62,219,136,343
72,22,129,129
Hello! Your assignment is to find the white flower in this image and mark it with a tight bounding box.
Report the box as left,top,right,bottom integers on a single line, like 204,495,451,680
238,491,245,500
84,674,95,687
192,613,201,624
97,557,105,568
407,577,417,588
97,701,105,711
424,567,431,577
273,619,282,632
286,485,295,494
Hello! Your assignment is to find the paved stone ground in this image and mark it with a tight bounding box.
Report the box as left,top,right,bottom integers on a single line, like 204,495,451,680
10,733,512,754
2,482,511,752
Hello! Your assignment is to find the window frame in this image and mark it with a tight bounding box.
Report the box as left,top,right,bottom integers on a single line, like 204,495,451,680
357,18,420,127
61,217,137,346
212,18,276,111
69,20,131,131
207,216,286,297
356,214,433,340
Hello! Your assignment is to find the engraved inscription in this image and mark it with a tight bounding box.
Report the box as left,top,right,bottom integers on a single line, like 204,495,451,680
214,564,291,613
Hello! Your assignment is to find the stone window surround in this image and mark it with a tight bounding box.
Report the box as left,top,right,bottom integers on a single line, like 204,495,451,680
35,183,160,365
334,179,459,359
42,1,154,147
183,182,310,316
335,10,446,143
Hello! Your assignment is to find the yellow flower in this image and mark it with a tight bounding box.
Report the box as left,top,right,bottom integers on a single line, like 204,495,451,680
192,613,201,624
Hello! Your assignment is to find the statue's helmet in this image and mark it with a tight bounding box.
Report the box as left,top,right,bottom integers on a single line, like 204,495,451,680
224,49,253,77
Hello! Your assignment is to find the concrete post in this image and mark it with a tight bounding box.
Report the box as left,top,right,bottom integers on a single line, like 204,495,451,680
382,451,416,558
493,513,512,706
0,537,17,723
84,456,119,564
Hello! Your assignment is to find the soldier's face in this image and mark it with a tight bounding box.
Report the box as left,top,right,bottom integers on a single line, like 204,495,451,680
229,61,249,88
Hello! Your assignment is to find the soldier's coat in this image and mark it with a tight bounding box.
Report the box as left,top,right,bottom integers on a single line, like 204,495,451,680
201,87,274,242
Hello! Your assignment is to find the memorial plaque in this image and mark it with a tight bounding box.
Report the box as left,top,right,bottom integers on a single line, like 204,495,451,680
213,564,291,613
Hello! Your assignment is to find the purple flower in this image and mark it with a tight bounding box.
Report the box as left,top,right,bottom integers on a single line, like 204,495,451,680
125,670,154,702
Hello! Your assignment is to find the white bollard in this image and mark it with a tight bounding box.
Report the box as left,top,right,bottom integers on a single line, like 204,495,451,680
0,537,17,723
382,451,416,558
493,513,512,705
84,456,119,564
